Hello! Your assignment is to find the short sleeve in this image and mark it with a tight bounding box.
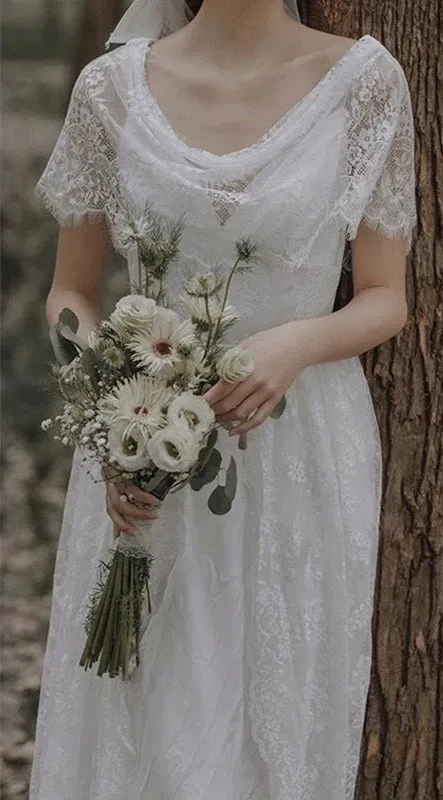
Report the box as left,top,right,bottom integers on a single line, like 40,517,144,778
35,60,117,226
343,51,417,254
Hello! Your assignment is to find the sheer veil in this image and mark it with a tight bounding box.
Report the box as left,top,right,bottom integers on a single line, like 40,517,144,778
106,0,301,48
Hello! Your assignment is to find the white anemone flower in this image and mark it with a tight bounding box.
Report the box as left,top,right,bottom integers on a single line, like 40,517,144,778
128,309,197,378
216,346,256,383
167,392,215,439
98,374,172,435
108,418,151,472
148,424,201,473
109,294,157,340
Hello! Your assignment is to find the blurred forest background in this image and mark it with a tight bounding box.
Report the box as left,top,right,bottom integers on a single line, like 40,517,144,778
1,2,128,797
1,1,441,799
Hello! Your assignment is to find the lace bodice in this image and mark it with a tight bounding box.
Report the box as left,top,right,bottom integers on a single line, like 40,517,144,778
36,33,416,262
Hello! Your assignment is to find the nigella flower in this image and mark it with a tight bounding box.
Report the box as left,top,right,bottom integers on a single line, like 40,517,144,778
128,308,197,378
183,271,221,297
235,238,257,263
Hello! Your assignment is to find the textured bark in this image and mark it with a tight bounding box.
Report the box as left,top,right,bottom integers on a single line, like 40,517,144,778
70,0,125,90
300,0,443,797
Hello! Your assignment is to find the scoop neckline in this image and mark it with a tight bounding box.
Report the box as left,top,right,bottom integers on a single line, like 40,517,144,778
136,33,375,162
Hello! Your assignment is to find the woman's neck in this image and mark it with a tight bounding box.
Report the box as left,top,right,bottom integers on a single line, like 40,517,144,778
182,0,302,67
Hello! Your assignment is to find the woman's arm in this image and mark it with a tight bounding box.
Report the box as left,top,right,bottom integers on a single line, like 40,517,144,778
45,219,110,338
286,221,408,366
203,222,410,434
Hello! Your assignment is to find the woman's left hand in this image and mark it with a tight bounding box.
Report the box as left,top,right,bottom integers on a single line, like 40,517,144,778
202,321,308,436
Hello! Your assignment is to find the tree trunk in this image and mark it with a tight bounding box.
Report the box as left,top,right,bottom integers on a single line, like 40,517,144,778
300,1,443,797
70,0,125,89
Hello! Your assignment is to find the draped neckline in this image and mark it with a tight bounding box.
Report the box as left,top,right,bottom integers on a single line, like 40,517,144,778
135,33,375,163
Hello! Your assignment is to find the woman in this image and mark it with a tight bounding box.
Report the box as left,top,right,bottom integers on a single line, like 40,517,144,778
29,1,417,798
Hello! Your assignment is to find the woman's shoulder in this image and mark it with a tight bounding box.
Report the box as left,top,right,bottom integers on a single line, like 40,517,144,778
71,37,146,102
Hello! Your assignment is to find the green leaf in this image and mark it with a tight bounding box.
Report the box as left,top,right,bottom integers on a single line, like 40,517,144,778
238,433,248,450
224,456,237,502
269,394,287,419
58,323,87,352
207,485,232,515
190,448,222,491
58,307,80,332
49,323,78,365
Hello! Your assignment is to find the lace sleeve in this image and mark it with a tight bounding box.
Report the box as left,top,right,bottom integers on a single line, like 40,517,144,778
343,51,417,253
35,60,117,226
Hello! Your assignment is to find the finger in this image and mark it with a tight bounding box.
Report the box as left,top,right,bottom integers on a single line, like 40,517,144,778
202,380,238,406
215,388,270,422
106,497,139,535
108,485,159,521
211,375,258,414
124,483,161,507
229,397,278,436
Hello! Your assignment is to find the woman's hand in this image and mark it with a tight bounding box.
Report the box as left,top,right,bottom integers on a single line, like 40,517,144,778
202,321,308,436
101,463,161,539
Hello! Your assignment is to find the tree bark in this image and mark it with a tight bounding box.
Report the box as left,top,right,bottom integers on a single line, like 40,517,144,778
70,0,125,90
300,1,443,797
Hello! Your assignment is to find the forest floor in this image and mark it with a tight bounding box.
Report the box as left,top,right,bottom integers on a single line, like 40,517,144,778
1,60,126,799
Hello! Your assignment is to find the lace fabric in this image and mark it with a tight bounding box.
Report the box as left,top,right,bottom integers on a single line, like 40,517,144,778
30,33,417,800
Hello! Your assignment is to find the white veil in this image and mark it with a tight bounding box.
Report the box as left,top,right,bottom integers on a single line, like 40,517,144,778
106,0,301,48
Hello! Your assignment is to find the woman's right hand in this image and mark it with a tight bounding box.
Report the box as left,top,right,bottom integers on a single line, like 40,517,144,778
101,464,161,539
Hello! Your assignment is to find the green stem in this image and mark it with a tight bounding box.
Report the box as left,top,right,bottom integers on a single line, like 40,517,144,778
203,293,214,359
211,256,241,346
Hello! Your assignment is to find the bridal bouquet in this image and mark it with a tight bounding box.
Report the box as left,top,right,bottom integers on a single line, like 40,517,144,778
42,212,285,680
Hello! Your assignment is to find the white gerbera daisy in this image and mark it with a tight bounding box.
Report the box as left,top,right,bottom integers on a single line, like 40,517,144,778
148,424,200,473
128,309,197,378
109,294,157,340
108,419,151,472
98,374,172,436
167,392,215,438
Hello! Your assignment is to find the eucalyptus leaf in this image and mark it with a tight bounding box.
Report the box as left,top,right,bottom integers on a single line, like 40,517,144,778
58,323,88,352
58,307,80,332
206,428,218,450
190,448,222,491
238,433,248,451
207,485,232,515
224,456,237,502
49,323,78,365
269,394,287,419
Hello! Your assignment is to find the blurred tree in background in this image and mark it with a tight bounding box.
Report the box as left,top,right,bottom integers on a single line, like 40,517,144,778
299,1,442,798
1,1,440,799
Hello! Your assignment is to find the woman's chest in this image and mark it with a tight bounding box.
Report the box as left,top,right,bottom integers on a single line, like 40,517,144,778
115,102,349,255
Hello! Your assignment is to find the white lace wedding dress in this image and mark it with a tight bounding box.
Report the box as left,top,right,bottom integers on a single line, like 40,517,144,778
29,33,416,800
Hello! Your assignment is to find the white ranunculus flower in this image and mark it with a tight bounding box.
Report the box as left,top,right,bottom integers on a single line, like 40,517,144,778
109,294,157,340
167,392,215,438
216,346,255,383
98,374,172,434
108,418,151,472
128,310,197,378
147,424,201,473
